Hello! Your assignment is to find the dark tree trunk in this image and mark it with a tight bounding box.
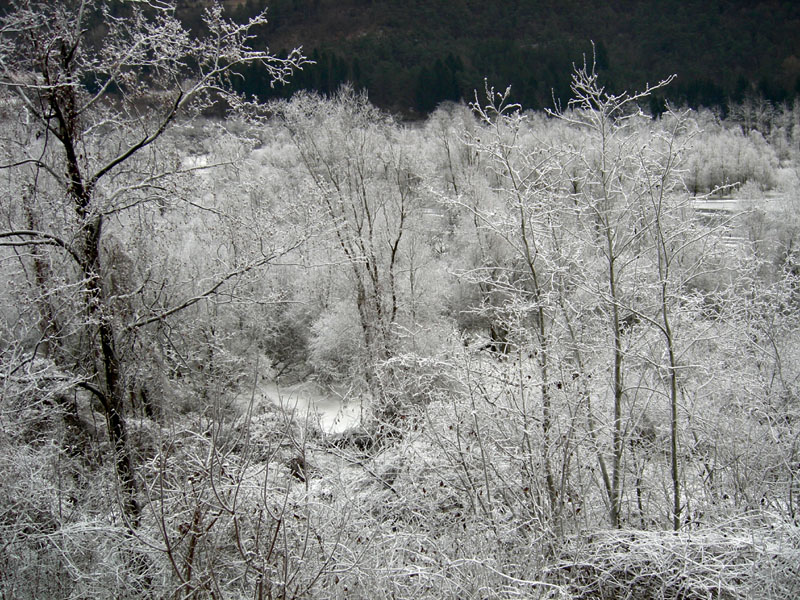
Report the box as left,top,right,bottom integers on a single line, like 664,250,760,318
47,49,140,524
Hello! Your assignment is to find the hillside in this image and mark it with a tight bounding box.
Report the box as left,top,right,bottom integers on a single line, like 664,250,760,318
176,0,800,115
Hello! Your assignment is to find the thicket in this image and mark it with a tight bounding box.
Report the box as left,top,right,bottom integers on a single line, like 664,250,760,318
2,3,800,598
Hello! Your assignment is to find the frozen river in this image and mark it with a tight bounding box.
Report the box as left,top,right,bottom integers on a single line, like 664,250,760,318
258,381,362,434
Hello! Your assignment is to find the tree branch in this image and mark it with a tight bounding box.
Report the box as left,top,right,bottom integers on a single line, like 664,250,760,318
88,90,184,190
125,246,301,331
0,229,83,265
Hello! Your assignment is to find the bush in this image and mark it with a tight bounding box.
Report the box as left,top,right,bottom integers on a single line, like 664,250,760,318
548,517,800,599
307,299,366,384
685,126,778,194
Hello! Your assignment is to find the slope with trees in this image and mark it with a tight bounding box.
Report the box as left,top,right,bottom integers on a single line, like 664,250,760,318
1,2,799,598
203,0,800,115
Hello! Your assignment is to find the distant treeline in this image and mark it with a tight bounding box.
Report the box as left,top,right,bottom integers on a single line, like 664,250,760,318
172,1,800,115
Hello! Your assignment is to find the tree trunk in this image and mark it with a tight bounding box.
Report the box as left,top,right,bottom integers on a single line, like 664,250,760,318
608,249,624,529
54,72,140,524
83,214,141,525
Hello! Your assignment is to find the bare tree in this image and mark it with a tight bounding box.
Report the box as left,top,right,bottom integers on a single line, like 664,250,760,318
549,58,676,527
0,0,304,524
454,83,566,517
277,87,422,417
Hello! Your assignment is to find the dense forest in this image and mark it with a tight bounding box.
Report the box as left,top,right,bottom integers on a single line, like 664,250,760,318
172,0,800,115
1,1,800,598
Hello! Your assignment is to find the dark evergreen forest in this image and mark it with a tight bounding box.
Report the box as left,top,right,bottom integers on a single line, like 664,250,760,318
172,0,800,115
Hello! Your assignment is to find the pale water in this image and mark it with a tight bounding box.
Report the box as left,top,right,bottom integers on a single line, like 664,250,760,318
258,381,362,434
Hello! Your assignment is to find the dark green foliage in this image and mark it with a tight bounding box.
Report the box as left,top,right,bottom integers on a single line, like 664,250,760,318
415,55,462,113
196,0,800,116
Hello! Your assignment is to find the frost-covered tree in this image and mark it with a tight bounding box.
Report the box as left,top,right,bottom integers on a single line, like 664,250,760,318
276,87,425,415
0,0,304,525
